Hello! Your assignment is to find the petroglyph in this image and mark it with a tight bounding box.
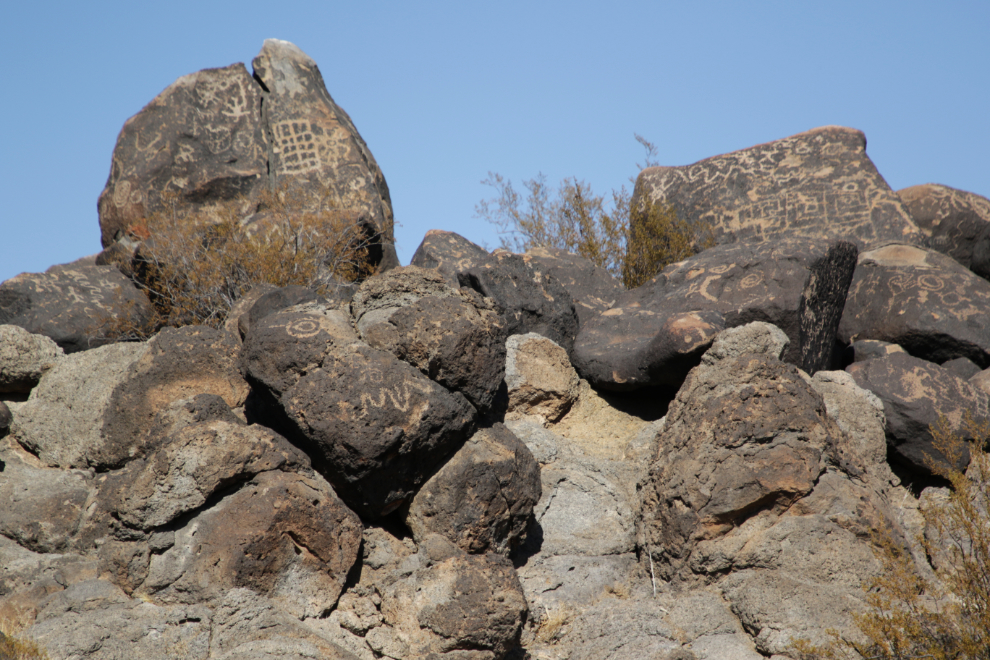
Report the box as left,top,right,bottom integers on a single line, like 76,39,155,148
635,126,920,249
272,120,351,176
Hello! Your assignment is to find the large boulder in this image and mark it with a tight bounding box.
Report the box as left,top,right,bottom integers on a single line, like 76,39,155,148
409,230,491,286
839,243,990,368
898,183,990,277
505,333,580,425
10,342,149,468
846,352,990,474
573,239,857,390
0,325,63,393
98,39,396,273
351,266,507,414
521,246,624,330
404,424,541,555
461,251,579,354
240,303,477,518
0,262,153,353
633,125,922,250
637,325,901,654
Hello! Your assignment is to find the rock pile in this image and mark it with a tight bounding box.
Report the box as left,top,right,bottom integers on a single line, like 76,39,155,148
4,39,990,660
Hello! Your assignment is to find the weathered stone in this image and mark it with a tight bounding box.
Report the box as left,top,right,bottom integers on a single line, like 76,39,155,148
573,239,857,390
0,440,95,554
138,470,362,617
634,125,922,250
210,589,360,660
839,244,990,367
375,536,528,660
226,282,279,341
242,285,322,338
241,304,477,518
352,267,507,414
0,401,10,436
26,579,212,660
410,230,492,286
700,321,790,366
847,352,990,473
97,62,268,251
11,342,147,468
460,251,579,354
252,39,398,270
844,338,907,364
101,420,309,530
0,325,63,393
99,325,250,469
505,333,579,425
0,263,153,353
405,424,540,555
899,183,990,277
810,370,889,475
942,356,982,380
522,246,624,330
638,351,839,579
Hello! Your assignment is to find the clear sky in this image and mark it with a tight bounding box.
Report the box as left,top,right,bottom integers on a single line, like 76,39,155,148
2,1,987,284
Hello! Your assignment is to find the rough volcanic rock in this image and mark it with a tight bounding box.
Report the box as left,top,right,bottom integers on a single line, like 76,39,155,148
210,589,361,660
573,239,857,390
252,39,398,270
522,246,624,330
638,326,900,653
99,39,396,276
410,230,492,285
10,342,148,468
137,470,362,617
0,402,10,436
839,243,990,368
239,284,320,338
847,352,990,473
99,325,251,469
460,251,579,354
810,370,889,475
505,333,580,424
351,267,507,414
100,420,309,531
97,62,268,251
844,338,907,364
899,183,990,276
942,356,982,380
26,580,212,660
404,424,540,555
0,440,95,554
241,303,477,518
0,263,153,353
374,535,528,660
633,125,922,250
0,325,63,394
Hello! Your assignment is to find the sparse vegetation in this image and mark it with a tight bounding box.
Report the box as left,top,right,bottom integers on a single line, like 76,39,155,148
0,623,49,660
533,603,574,644
789,413,990,659
475,135,714,289
106,182,387,337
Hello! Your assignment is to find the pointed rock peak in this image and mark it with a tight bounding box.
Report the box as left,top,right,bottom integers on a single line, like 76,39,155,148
252,39,319,97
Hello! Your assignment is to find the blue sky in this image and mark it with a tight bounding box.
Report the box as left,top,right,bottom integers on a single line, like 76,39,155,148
2,1,987,284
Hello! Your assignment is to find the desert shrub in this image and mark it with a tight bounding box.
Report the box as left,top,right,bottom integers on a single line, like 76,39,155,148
0,627,49,660
475,135,714,289
110,182,386,335
790,413,990,659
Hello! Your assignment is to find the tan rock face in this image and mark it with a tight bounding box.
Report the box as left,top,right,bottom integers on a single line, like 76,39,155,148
634,125,922,250
0,325,62,393
505,333,579,425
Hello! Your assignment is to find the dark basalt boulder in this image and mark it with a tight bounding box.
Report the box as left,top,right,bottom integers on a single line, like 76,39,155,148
843,339,907,365
404,424,541,556
522,246,624,330
98,39,397,275
898,183,990,278
573,239,857,390
838,244,990,368
351,266,507,415
633,125,923,251
847,352,990,474
240,284,323,339
942,356,982,380
410,229,492,286
240,303,477,519
0,262,153,353
0,401,10,437
460,250,579,354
